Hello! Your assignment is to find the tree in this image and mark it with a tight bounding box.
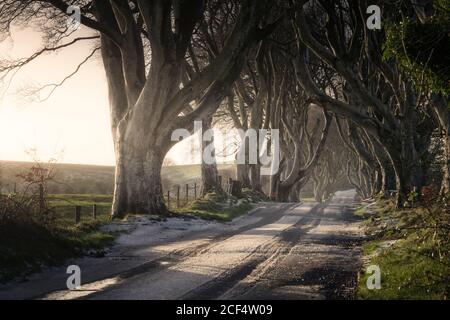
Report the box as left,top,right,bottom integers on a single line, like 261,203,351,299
289,0,438,207
225,91,252,188
220,40,274,192
0,0,276,216
383,0,450,195
267,58,332,202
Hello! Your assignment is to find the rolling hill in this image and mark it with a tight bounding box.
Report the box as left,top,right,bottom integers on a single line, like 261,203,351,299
0,160,236,195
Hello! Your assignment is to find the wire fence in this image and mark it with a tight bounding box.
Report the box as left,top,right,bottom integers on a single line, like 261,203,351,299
52,175,238,223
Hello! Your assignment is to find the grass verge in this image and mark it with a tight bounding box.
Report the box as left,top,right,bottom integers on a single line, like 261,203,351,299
172,191,255,221
0,219,114,283
0,194,115,283
356,200,449,300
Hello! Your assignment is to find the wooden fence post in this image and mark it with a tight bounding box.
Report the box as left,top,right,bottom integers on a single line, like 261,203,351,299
92,204,97,219
194,183,197,199
185,184,189,205
177,185,180,208
75,206,81,224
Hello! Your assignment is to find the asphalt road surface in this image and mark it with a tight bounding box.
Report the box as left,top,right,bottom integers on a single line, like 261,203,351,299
1,189,364,300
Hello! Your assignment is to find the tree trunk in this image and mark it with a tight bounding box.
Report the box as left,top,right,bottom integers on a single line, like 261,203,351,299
201,117,222,195
314,188,324,203
236,133,252,188
431,94,450,195
372,169,382,196
370,137,396,197
248,130,262,192
442,133,450,195
93,0,270,219
249,162,262,192
277,184,291,202
361,166,373,198
379,160,397,197
112,138,168,217
236,163,251,188
385,139,423,208
313,176,327,203
201,162,221,195
272,169,304,202
269,167,280,201
288,182,301,202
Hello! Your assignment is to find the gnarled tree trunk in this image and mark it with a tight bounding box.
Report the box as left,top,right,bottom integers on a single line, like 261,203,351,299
105,0,270,217
113,138,168,216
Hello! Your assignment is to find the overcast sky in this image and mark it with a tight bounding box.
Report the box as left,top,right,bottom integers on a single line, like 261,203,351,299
0,25,227,166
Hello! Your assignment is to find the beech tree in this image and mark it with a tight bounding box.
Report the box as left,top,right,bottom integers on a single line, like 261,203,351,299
0,0,277,216
267,57,332,202
289,0,440,207
384,0,450,195
225,42,272,192
2,0,447,213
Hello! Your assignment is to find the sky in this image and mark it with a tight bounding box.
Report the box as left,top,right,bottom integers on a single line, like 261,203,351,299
0,25,229,166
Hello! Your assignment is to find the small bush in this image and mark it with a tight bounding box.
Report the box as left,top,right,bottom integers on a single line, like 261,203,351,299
0,159,114,283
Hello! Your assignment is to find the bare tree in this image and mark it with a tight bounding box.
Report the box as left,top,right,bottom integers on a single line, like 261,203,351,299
0,0,277,216
290,0,437,207
267,59,332,202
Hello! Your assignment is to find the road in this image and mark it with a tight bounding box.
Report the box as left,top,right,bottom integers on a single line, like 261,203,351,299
0,190,364,300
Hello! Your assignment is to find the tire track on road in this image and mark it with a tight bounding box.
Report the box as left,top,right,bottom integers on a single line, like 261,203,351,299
180,205,324,300
39,202,301,300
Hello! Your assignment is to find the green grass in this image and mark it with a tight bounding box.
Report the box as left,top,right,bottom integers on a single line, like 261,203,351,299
47,194,113,228
0,194,115,283
0,218,114,283
353,206,369,218
48,194,113,206
358,237,449,299
172,191,254,221
357,200,450,300
362,240,383,255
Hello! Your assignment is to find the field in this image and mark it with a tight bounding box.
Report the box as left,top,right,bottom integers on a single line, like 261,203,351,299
0,160,236,195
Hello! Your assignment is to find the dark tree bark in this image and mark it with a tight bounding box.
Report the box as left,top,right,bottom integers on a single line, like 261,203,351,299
370,137,397,196
431,94,450,195
292,4,426,207
103,0,272,216
289,182,301,202
201,116,222,195
236,162,251,188
271,109,332,202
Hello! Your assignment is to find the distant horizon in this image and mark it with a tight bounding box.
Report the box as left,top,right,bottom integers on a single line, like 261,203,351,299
0,158,237,168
